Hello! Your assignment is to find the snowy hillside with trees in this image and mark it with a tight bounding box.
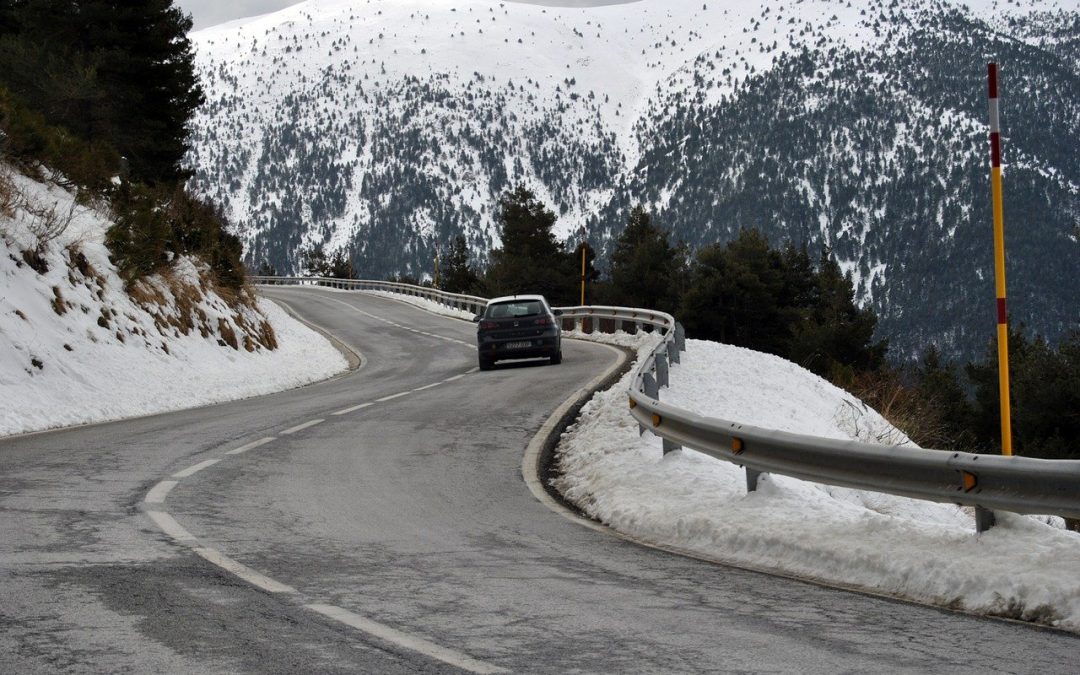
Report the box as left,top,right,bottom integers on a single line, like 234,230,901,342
0,164,345,437
186,0,1080,362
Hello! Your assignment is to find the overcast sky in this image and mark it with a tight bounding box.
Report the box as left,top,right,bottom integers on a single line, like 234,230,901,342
175,1,635,31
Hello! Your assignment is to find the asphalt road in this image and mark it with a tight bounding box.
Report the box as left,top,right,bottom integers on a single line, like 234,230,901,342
1,287,1077,673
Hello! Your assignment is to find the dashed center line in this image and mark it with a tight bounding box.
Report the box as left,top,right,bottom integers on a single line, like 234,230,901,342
306,604,508,674
332,402,374,416
145,480,178,504
194,547,297,594
226,437,275,455
172,459,221,479
320,296,473,351
143,297,493,672
146,510,197,542
281,419,325,435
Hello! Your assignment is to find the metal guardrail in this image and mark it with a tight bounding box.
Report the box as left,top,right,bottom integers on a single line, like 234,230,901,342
251,275,488,315
621,315,1080,530
253,276,1080,530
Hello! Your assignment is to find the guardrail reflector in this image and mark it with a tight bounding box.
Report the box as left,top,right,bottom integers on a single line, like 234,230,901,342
651,413,662,427
732,437,744,454
962,471,978,492
629,397,637,409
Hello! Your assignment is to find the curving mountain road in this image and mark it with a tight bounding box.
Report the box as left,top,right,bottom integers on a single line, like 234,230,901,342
1,287,1076,673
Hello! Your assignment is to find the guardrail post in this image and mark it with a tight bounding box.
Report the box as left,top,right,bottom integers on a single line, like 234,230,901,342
655,352,669,388
667,338,679,365
643,372,658,400
662,438,681,455
675,323,686,352
745,468,761,492
975,506,996,533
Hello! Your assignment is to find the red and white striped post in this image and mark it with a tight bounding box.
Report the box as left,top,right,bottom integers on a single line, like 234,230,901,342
987,62,1013,463
973,62,1014,534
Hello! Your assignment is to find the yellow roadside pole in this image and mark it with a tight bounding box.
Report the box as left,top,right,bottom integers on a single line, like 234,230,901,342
578,225,587,305
976,62,1012,534
987,63,1013,457
580,244,587,305
434,243,441,290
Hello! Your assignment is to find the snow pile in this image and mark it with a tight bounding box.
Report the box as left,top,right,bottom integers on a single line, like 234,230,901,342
0,166,346,437
363,289,478,321
554,336,1080,632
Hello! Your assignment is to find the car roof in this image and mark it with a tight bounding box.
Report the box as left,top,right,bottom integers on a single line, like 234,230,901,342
486,294,548,305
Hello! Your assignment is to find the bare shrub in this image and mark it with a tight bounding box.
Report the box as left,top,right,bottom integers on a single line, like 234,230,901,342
841,369,958,449
0,165,21,221
24,197,76,248
217,318,238,350
50,286,66,315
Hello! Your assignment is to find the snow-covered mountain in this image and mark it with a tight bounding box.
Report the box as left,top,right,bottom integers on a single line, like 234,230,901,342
185,0,1080,360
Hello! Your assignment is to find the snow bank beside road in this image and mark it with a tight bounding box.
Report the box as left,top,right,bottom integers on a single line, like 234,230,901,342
0,167,346,437
554,337,1080,632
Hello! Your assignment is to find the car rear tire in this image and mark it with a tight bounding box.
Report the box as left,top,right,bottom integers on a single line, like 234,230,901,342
549,350,562,365
479,356,494,371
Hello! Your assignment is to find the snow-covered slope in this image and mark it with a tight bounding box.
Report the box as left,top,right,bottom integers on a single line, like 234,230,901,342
186,0,1080,361
0,165,346,437
555,333,1080,632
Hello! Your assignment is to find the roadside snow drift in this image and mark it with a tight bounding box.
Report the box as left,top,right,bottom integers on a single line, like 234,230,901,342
0,166,346,437
554,336,1080,633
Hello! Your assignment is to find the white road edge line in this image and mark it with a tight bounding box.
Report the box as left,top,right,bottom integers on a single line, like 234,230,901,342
226,437,276,455
520,341,628,536
193,547,298,594
172,458,221,479
332,402,374,416
375,392,409,403
147,510,197,542
144,480,178,504
413,382,442,392
281,419,325,435
305,604,508,674
443,374,467,383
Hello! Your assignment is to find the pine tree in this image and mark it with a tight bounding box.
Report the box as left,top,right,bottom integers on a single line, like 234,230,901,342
789,249,887,379
967,328,1080,459
486,185,574,302
0,0,204,184
608,205,685,313
441,234,481,294
300,244,330,277
679,229,789,352
914,344,976,450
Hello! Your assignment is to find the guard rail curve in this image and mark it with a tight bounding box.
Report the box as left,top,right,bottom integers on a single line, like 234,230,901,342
253,276,1080,529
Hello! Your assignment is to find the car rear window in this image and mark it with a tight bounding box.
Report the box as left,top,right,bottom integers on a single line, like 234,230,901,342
488,301,543,318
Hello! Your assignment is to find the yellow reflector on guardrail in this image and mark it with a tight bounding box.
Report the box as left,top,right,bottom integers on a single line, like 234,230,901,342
962,471,978,492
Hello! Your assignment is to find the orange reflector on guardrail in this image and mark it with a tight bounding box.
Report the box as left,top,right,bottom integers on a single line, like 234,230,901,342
962,471,978,492
732,437,744,454
651,414,662,427
629,398,637,409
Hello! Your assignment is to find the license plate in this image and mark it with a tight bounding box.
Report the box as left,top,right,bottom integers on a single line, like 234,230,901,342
505,341,532,349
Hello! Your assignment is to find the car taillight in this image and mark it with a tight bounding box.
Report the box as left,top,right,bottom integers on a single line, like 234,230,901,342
479,321,498,330
534,317,552,326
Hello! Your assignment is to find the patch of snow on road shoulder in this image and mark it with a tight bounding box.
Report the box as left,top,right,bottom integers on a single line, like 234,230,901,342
554,338,1080,632
364,289,478,321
